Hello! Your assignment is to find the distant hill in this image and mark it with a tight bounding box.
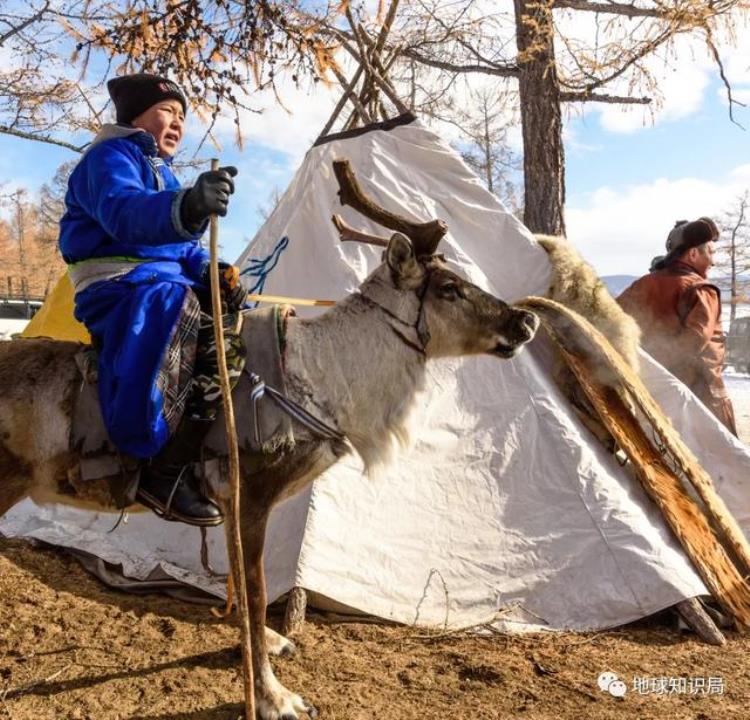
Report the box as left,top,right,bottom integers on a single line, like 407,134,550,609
602,275,637,297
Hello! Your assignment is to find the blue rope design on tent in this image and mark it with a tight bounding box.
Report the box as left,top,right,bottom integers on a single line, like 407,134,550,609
240,235,290,308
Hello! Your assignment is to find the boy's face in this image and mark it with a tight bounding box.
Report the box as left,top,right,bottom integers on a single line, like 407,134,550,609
131,98,185,158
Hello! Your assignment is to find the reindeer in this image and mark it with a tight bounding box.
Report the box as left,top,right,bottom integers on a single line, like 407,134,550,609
0,161,539,720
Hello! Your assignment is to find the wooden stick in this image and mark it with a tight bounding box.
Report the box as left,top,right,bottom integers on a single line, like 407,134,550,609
209,158,255,720
329,62,372,125
374,0,402,56
247,292,336,307
345,12,378,112
317,64,366,140
282,586,308,636
211,573,235,619
518,296,750,627
675,598,726,646
357,24,410,115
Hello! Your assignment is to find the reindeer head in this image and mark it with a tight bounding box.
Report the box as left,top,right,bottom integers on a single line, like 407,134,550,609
378,233,538,358
331,159,538,360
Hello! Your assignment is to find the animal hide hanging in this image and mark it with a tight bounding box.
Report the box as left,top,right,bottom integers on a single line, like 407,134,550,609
518,296,750,630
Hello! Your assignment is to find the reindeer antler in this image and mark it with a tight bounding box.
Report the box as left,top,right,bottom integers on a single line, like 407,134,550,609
332,214,389,247
332,159,448,255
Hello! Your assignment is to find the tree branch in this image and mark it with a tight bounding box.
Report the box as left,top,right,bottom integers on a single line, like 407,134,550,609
400,48,519,78
0,1,50,46
704,26,746,129
560,91,652,104
553,0,683,19
0,124,85,153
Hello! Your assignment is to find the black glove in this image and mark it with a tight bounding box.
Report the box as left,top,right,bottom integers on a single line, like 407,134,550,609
181,166,238,231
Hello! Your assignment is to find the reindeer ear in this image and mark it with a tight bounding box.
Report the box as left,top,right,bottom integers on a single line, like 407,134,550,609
386,233,421,283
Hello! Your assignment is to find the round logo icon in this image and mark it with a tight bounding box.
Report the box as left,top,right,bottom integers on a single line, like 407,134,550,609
597,671,627,697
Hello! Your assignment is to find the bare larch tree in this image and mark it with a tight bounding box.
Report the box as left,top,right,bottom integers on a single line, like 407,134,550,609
372,0,748,234
717,191,750,323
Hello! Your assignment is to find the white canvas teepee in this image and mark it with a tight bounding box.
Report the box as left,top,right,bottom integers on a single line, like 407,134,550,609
2,116,750,631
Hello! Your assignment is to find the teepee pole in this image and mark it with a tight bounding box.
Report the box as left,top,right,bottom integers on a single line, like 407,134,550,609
208,158,255,720
374,0,402,56
675,598,726,646
330,63,372,125
318,64,365,139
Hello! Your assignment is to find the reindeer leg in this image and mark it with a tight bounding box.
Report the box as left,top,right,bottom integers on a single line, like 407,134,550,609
242,512,316,720
265,626,297,657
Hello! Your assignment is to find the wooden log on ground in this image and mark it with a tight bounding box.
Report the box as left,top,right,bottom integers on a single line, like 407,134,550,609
676,598,726,646
282,586,308,636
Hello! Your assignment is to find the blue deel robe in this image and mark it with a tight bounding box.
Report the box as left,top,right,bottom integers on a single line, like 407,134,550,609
60,124,211,459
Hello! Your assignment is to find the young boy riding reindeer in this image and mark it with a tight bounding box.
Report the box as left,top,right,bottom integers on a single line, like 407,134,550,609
60,73,245,527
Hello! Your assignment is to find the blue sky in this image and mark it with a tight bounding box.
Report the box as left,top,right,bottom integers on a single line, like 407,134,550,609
2,29,749,279
566,83,750,199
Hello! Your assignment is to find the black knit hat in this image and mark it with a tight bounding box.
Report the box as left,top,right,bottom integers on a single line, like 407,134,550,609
651,217,719,271
107,73,187,124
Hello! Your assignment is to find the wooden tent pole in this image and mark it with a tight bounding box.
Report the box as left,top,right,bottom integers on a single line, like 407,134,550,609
329,63,372,125
282,586,308,636
318,64,366,140
374,0,402,56
676,598,726,646
208,158,255,720
345,10,377,110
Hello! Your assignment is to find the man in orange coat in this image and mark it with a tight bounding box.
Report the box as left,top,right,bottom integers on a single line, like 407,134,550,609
618,217,737,436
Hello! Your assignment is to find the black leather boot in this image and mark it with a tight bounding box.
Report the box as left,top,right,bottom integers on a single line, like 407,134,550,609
137,416,223,527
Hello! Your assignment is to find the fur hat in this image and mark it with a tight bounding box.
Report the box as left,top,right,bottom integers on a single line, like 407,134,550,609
651,217,719,271
107,73,187,124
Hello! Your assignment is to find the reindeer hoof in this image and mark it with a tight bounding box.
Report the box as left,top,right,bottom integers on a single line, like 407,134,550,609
265,627,297,658
278,640,297,658
257,681,315,720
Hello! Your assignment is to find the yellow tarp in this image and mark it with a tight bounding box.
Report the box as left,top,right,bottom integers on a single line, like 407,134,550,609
21,273,91,344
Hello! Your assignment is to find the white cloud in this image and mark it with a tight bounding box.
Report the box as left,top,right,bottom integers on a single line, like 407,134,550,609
597,55,711,133
567,166,750,277
182,73,342,165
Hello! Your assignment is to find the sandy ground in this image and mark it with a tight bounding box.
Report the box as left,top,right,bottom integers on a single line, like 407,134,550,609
0,375,748,720
1,538,749,720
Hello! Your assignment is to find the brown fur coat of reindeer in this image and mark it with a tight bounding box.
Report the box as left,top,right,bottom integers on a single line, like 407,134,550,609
0,161,539,720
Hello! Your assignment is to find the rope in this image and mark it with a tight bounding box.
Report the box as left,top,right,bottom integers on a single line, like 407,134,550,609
240,236,290,307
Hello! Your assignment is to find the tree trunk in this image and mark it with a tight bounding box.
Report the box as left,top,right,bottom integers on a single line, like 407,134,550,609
514,0,566,235
730,233,737,323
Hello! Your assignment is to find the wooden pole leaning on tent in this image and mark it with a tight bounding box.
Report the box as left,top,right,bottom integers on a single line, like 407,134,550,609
517,296,750,638
208,158,255,720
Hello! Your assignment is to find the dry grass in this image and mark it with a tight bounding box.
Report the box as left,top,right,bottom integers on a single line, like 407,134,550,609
1,538,749,720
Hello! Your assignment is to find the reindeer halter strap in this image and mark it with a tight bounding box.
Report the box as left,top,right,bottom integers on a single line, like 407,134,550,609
358,271,431,355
